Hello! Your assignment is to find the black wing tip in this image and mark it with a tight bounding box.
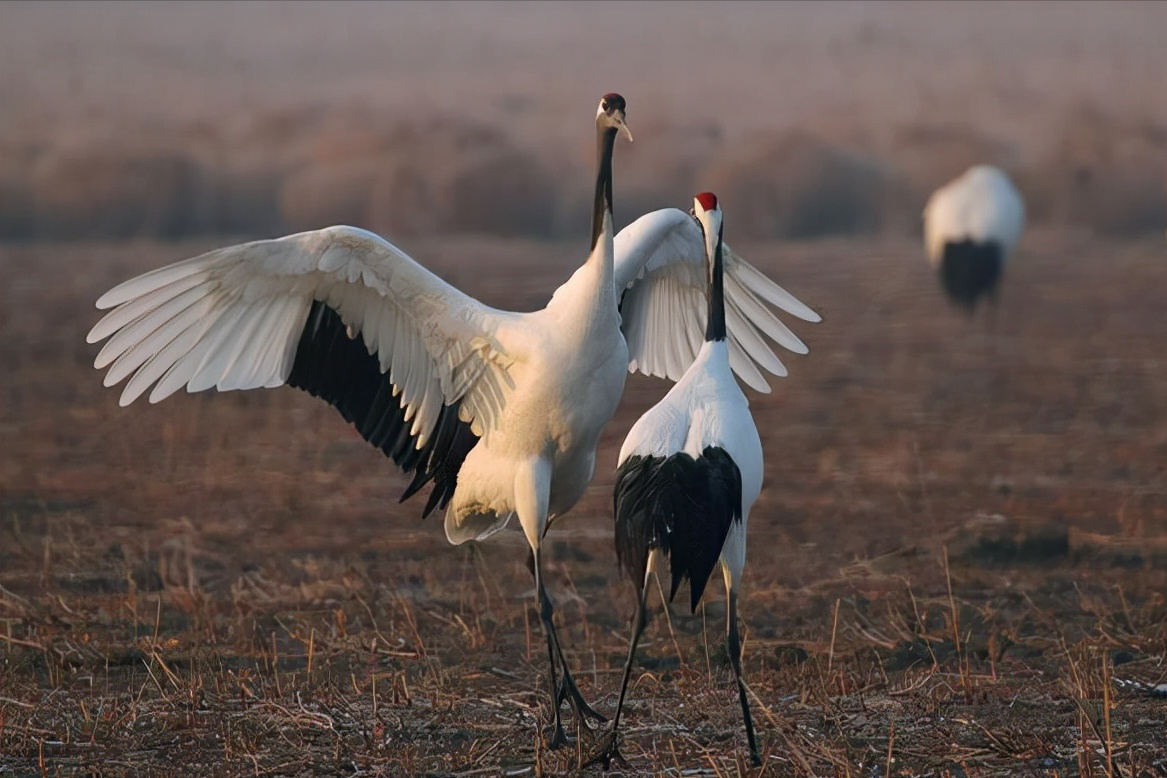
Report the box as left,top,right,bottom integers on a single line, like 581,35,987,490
288,300,478,520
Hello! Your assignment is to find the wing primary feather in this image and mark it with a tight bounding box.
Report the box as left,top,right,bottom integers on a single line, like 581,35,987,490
727,251,821,322
206,300,271,392
726,302,787,377
185,304,255,394
102,295,215,386
92,280,208,360
145,297,237,403
286,300,479,519
728,282,809,355
727,337,772,393
234,297,301,389
119,300,244,404
94,254,218,311
88,272,209,346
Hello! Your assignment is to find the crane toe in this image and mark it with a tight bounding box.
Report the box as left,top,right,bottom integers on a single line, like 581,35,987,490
580,727,629,771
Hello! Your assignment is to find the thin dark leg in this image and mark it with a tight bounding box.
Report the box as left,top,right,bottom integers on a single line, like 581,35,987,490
530,546,569,749
583,561,652,769
612,566,651,734
727,588,761,767
526,549,606,726
553,639,606,724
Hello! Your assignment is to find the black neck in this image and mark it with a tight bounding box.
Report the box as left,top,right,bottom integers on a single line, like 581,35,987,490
590,126,617,250
705,227,727,342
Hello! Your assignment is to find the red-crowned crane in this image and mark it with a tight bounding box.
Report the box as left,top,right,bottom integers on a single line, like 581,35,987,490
86,96,818,749
592,192,815,768
923,164,1025,313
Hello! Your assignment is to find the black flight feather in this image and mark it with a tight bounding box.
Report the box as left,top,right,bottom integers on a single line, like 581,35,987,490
613,446,743,612
287,300,477,519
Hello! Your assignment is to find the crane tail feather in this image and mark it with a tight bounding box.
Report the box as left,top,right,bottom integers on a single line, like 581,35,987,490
613,447,742,613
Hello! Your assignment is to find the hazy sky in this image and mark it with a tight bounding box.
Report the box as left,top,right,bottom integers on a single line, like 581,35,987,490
3,1,1164,149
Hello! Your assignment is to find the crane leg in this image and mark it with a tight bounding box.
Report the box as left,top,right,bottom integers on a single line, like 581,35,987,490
582,559,652,769
727,588,761,767
530,546,570,750
612,563,651,733
526,549,606,731
555,645,606,725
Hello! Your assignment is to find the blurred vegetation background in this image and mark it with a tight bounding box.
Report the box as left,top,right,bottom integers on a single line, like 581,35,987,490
2,1,1164,245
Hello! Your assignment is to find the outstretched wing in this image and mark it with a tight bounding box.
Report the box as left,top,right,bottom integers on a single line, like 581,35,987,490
87,225,516,515
614,208,821,393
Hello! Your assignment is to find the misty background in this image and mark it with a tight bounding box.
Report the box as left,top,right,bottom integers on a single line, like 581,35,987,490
2,1,1165,244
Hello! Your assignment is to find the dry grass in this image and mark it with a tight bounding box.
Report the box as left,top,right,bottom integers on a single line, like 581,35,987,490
5,104,1164,245
2,229,1166,776
4,4,1166,773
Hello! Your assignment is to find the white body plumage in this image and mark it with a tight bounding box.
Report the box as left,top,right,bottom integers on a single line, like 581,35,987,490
923,165,1025,266
617,338,762,587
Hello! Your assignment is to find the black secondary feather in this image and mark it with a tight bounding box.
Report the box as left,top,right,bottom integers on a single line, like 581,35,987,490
613,446,742,612
287,300,477,519
939,239,1003,311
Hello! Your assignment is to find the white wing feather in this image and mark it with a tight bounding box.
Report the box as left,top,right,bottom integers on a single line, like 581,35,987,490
614,208,821,393
87,225,515,446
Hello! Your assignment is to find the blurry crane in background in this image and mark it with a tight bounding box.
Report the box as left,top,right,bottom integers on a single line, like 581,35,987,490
923,165,1025,314
591,193,788,769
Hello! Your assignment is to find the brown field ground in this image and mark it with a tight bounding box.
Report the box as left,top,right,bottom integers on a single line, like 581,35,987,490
2,229,1165,776
2,2,1167,776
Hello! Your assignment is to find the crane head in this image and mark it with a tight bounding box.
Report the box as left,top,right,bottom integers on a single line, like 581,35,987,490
597,93,633,142
692,191,724,269
694,192,719,214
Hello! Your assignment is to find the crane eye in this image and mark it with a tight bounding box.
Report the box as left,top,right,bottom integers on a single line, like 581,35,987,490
601,100,609,112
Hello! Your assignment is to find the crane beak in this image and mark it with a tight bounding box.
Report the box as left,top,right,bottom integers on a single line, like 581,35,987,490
614,113,634,143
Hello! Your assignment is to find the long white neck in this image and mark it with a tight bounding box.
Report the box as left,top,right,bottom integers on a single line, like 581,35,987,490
690,338,732,381
549,122,620,321
549,207,617,327
583,207,616,307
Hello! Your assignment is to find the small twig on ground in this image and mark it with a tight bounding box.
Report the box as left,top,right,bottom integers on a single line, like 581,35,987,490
828,597,840,676
653,571,685,667
885,718,895,778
